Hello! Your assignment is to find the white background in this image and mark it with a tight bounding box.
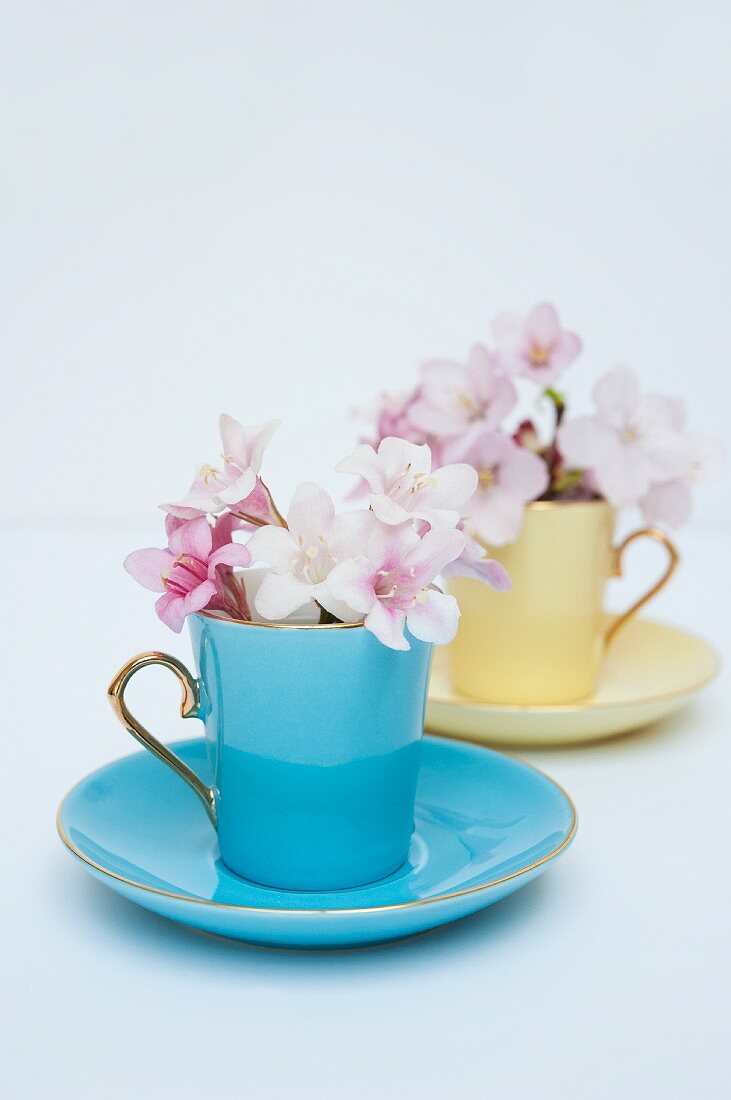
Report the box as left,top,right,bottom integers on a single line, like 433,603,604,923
1,3,730,1098
2,0,730,524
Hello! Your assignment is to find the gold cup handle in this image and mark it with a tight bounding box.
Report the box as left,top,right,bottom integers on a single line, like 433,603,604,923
604,528,680,648
107,651,217,827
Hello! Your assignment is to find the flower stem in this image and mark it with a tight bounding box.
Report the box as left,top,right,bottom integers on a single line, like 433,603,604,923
316,603,342,625
260,479,288,528
539,387,568,493
543,386,566,426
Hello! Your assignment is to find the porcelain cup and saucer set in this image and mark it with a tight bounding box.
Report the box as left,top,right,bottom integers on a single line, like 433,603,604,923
59,607,576,948
431,501,719,746
58,503,716,949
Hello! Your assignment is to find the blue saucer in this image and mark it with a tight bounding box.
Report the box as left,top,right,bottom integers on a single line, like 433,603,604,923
58,737,576,948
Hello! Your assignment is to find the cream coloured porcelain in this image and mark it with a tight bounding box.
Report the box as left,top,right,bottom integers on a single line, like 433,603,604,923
447,501,678,705
427,619,719,747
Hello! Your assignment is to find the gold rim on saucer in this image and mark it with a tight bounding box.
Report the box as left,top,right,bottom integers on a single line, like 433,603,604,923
56,746,576,917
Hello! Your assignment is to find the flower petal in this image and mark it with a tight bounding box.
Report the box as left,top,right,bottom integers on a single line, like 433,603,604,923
314,580,366,623
440,424,508,469
366,520,421,571
245,525,298,572
218,415,280,474
229,478,285,526
286,482,335,547
404,527,465,585
525,301,560,345
640,480,692,528
218,414,247,463
161,476,221,518
165,514,188,539
154,591,186,633
182,580,218,617
593,366,639,419
558,416,618,469
254,572,315,620
408,395,465,438
169,516,213,560
377,437,432,484
217,469,257,505
210,512,244,550
405,589,460,645
550,331,582,371
335,443,385,492
419,462,478,509
410,360,474,436
683,434,725,484
326,558,378,615
328,509,377,563
484,372,519,426
369,494,415,526
124,548,172,592
442,552,511,589
467,488,527,547
415,507,462,531
364,600,410,651
638,393,686,435
642,430,690,482
208,543,253,575
246,419,281,472
217,417,280,504
593,442,653,506
498,446,550,501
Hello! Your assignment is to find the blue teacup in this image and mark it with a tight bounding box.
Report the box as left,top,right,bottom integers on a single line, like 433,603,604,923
108,614,433,891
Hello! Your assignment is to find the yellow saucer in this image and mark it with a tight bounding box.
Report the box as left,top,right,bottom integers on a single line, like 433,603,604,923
426,619,720,747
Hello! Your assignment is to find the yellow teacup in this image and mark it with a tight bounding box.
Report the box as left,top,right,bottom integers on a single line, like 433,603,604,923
447,500,679,705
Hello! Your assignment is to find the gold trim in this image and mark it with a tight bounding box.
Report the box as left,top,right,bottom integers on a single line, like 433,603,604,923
524,498,609,511
605,527,680,647
198,611,363,630
108,653,218,826
56,743,577,917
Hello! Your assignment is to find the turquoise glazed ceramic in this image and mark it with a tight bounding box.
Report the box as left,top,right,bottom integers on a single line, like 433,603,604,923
58,736,577,949
108,615,433,891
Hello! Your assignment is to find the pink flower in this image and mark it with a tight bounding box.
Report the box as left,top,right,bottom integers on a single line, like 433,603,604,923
492,302,582,384
162,415,281,519
247,482,375,622
558,367,688,508
443,426,550,546
124,515,252,632
409,344,517,438
640,434,724,528
368,390,426,446
327,523,465,651
441,525,512,589
346,392,428,501
336,437,477,529
228,477,286,528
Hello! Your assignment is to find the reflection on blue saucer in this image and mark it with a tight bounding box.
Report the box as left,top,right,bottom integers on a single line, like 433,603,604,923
58,737,577,948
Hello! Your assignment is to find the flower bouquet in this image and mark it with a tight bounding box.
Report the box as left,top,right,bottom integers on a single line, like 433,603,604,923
355,302,722,704
125,414,508,647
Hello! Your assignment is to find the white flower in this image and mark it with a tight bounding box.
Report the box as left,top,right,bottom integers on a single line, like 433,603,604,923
163,415,281,518
640,434,724,527
558,368,687,508
246,482,375,621
336,436,477,529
